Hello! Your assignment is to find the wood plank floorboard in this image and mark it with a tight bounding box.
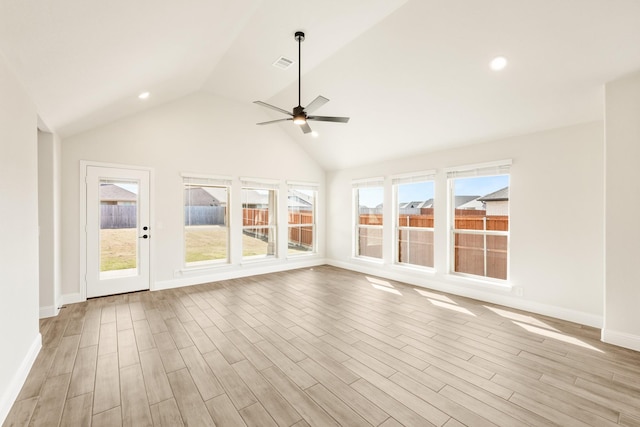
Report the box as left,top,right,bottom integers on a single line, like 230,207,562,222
5,265,640,426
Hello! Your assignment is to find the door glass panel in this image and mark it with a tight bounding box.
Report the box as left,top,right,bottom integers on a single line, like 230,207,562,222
99,179,139,279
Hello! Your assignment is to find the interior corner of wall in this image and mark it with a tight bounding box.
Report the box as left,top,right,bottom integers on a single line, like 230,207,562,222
0,333,41,425
601,328,640,352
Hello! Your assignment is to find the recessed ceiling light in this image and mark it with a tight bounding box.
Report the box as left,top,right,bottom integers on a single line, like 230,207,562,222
311,131,319,138
490,56,508,71
138,91,150,100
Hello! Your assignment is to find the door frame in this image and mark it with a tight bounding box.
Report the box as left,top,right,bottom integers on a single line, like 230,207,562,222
80,160,155,301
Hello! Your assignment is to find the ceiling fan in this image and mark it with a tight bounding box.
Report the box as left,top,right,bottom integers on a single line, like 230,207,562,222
254,31,350,134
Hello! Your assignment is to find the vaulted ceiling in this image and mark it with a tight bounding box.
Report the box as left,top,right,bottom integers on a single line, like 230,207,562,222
1,0,639,170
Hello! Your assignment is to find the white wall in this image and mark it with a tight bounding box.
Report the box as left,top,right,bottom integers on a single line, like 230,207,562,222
0,55,41,423
38,131,62,318
603,70,640,351
61,92,325,301
327,122,605,327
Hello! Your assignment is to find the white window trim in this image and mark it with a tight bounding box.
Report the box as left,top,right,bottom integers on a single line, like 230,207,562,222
353,181,384,260
392,173,436,270
241,185,278,260
445,159,512,178
182,172,233,186
240,177,280,190
287,184,317,257
447,163,511,282
182,174,231,268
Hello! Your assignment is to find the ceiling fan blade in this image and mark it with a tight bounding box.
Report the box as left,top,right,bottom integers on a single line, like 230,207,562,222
253,101,292,116
304,95,329,114
300,122,312,134
256,118,293,125
308,115,350,123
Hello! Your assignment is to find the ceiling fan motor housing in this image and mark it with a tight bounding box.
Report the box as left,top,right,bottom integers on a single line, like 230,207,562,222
293,105,305,116
253,29,349,133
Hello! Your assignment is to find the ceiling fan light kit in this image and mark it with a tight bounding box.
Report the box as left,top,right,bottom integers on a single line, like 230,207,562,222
254,31,350,134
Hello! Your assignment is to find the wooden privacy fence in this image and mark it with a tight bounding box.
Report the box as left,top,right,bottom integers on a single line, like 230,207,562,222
358,208,508,279
243,208,314,249
100,205,136,229
184,206,226,226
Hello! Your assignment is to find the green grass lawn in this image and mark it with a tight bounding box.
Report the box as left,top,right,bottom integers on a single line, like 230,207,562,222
100,228,137,271
100,226,281,271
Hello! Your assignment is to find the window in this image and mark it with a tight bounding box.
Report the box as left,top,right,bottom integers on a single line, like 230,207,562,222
353,178,384,259
393,172,435,268
447,161,511,280
287,183,317,255
241,179,278,259
183,175,231,266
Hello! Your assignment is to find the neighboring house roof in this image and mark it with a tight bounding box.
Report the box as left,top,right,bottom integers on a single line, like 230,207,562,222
202,187,227,205
478,186,509,202
419,199,434,209
100,184,136,202
455,195,481,208
400,199,434,209
288,190,313,209
457,199,484,210
289,189,314,205
243,189,269,206
184,187,222,206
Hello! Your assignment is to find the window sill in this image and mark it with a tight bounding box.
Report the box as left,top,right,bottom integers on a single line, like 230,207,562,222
286,252,317,260
178,261,231,275
240,255,278,265
391,263,436,275
444,273,513,292
352,255,385,265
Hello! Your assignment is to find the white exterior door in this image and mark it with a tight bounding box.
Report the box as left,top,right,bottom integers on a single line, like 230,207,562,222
85,165,151,298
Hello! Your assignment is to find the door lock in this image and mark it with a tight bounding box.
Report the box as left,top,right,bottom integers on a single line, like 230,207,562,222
139,226,150,239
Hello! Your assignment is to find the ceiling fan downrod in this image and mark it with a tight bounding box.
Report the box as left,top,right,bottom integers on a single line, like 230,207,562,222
295,31,304,108
253,30,350,134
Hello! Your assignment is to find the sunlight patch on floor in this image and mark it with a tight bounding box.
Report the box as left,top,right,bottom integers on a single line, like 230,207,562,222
371,283,403,295
484,305,559,331
366,276,403,295
428,299,476,316
513,321,603,353
414,288,456,304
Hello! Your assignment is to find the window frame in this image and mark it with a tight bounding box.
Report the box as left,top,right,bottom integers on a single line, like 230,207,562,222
182,174,232,268
287,182,318,256
353,178,384,260
392,171,436,270
446,161,511,282
240,178,279,260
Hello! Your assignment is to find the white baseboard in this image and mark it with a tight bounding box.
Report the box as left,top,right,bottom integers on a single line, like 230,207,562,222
61,293,83,306
39,305,60,319
0,333,42,425
155,257,326,291
601,329,640,352
327,258,603,329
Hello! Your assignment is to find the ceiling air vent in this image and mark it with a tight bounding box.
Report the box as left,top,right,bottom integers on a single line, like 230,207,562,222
273,56,294,70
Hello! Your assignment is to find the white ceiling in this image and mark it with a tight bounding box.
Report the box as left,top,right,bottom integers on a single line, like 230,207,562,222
1,0,639,170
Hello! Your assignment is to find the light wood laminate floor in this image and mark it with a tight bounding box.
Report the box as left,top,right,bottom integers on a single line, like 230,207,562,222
5,265,640,426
